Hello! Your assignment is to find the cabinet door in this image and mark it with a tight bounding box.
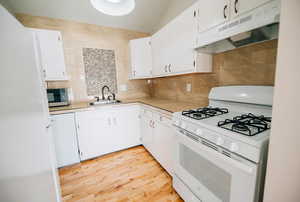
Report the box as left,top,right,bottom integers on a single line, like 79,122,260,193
51,113,80,168
141,114,154,154
76,110,117,161
151,25,171,76
167,3,198,74
231,0,274,18
129,37,152,79
113,105,141,149
197,0,231,33
153,117,174,175
33,29,67,81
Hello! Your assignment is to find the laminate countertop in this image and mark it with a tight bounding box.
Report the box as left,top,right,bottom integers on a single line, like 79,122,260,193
49,98,208,115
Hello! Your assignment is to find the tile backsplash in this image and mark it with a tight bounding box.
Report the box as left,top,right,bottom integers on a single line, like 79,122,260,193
83,48,117,96
151,40,278,105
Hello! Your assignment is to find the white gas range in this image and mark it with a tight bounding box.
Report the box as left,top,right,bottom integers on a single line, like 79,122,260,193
172,86,273,202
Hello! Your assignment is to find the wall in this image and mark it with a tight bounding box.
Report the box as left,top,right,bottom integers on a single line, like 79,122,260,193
154,0,197,33
15,14,151,103
264,1,300,201
151,40,277,105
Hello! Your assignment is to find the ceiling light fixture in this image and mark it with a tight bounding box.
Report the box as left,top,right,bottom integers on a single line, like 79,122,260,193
90,0,135,16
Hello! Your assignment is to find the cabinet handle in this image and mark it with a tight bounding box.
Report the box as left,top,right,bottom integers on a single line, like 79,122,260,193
108,118,112,126
164,65,167,72
113,117,117,125
223,5,228,19
168,64,171,72
234,0,239,14
193,10,196,17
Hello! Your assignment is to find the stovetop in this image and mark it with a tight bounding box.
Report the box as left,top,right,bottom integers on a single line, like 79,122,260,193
181,107,271,137
182,107,229,120
217,113,271,136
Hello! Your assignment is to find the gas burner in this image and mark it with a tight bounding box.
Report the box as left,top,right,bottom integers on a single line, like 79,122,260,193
218,113,272,136
182,107,229,120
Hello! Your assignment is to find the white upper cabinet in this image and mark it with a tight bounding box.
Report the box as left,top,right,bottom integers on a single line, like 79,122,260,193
197,0,231,33
230,0,274,18
151,25,171,76
129,37,152,79
30,28,68,81
152,2,212,77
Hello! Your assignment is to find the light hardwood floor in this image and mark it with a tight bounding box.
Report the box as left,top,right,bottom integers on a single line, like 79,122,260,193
59,146,183,202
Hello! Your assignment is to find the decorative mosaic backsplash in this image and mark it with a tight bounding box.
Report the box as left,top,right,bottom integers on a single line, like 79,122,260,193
82,48,117,96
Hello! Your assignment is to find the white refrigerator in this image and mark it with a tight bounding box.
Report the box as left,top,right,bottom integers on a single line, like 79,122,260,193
0,5,61,202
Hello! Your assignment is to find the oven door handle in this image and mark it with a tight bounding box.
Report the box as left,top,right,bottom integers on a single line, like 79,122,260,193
175,129,257,174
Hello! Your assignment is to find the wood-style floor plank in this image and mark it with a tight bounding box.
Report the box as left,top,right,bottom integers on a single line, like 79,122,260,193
59,146,183,202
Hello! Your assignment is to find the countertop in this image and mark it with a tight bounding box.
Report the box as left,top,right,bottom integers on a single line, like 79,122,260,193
49,97,208,115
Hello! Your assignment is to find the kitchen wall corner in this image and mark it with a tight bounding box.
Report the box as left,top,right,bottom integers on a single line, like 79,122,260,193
15,13,151,103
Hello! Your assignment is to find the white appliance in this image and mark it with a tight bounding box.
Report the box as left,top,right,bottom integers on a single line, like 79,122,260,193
0,5,60,202
196,0,281,53
172,86,273,202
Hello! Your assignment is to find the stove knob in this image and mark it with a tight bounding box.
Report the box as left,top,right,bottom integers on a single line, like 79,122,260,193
216,137,224,146
175,120,180,126
181,123,187,129
230,143,239,152
196,129,203,136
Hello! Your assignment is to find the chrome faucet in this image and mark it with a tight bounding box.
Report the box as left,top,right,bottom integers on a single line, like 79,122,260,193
101,85,110,100
101,85,115,100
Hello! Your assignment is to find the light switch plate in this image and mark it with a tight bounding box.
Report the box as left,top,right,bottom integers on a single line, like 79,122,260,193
119,84,128,92
186,83,192,92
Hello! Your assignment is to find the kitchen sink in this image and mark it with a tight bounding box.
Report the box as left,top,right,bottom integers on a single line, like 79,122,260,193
90,100,121,106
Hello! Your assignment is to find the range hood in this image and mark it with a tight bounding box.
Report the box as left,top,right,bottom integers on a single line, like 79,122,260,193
196,1,281,54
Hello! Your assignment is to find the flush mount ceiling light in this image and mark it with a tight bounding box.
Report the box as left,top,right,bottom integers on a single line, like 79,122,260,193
90,0,135,16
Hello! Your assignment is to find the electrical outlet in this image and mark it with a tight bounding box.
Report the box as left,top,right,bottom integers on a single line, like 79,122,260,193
186,83,192,92
119,84,128,92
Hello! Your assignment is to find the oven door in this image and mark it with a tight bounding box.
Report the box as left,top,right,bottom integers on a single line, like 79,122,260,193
174,129,258,202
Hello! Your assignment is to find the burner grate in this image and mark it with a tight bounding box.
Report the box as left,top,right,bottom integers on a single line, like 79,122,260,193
182,107,229,120
218,113,271,136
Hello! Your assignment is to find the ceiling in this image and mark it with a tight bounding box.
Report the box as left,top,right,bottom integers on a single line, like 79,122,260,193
1,0,174,33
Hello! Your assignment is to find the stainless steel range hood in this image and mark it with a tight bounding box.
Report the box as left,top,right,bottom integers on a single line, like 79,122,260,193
196,1,280,54
197,23,279,54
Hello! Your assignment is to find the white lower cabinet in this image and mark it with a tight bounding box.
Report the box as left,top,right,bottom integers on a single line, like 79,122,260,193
140,107,174,175
51,113,80,168
51,104,174,175
76,105,141,161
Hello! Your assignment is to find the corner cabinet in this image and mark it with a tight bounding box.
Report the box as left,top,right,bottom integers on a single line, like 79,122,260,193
129,37,153,79
140,106,174,175
29,28,68,81
151,2,212,77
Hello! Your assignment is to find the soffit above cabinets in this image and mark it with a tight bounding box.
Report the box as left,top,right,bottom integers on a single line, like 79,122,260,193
2,0,173,33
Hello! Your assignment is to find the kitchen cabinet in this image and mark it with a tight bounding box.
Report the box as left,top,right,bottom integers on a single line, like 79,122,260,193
197,0,231,33
30,28,68,81
129,37,152,79
152,25,171,76
51,113,80,168
230,0,274,18
152,2,212,77
140,107,174,175
76,105,141,161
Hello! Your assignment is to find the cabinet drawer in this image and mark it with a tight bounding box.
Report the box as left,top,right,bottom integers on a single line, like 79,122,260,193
141,107,153,118
153,112,172,126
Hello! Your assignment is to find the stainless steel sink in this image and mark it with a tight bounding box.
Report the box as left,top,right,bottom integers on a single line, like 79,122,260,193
90,100,121,106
